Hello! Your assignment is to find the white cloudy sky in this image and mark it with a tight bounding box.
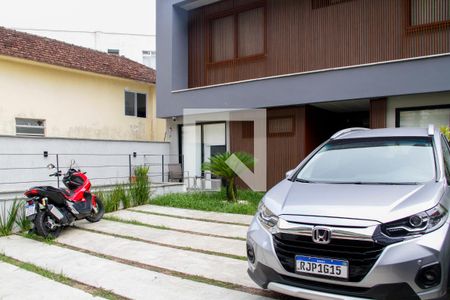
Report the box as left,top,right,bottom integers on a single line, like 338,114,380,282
0,0,156,35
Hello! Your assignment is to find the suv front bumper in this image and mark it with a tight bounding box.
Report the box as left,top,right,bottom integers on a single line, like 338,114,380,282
247,217,450,300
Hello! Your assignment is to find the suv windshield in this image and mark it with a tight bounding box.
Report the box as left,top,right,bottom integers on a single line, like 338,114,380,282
296,137,435,184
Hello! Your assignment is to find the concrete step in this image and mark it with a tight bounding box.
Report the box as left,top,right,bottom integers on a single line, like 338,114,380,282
76,219,247,258
57,228,258,289
0,261,103,300
107,210,248,239
0,236,270,300
133,204,254,225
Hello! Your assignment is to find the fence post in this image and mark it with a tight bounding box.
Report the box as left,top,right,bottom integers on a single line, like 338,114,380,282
161,155,165,183
56,154,60,188
128,154,132,184
181,154,184,183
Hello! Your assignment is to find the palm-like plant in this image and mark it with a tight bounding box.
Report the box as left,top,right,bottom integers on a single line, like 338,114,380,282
441,126,450,141
202,152,254,202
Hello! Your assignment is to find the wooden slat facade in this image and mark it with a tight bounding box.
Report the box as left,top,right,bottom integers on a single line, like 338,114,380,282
230,102,390,188
370,98,388,129
230,106,308,188
188,0,450,88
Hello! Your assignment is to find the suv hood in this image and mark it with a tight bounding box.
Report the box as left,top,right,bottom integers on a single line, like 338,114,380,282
267,180,445,224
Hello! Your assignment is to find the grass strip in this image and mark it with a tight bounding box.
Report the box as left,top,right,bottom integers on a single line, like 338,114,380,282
48,241,278,299
128,209,249,227
0,251,129,300
76,226,247,261
19,233,282,299
103,215,246,241
149,189,263,216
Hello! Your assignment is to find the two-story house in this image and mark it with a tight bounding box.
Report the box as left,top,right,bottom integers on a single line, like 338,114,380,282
157,0,450,189
0,26,165,142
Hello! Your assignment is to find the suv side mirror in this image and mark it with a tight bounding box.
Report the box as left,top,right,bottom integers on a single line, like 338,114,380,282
285,169,295,179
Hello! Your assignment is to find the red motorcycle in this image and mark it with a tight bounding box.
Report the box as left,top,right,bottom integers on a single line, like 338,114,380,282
24,160,104,238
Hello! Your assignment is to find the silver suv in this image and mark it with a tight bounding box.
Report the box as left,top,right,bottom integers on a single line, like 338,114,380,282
247,126,450,300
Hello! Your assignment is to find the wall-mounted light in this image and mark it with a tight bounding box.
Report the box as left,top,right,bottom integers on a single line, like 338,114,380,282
43,151,48,158
133,152,137,158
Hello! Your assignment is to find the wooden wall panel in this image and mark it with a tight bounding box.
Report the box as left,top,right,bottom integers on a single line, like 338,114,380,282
230,106,307,189
229,121,255,189
370,98,387,129
188,0,450,88
266,106,307,188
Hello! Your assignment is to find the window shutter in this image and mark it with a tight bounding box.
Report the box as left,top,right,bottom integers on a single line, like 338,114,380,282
238,7,265,57
211,15,235,62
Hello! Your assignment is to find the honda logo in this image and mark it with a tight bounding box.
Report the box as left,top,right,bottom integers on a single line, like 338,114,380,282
312,226,331,244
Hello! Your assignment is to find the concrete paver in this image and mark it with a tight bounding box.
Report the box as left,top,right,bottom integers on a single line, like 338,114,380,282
0,261,103,300
56,228,258,288
76,219,247,257
0,236,269,300
133,205,254,225
107,210,248,239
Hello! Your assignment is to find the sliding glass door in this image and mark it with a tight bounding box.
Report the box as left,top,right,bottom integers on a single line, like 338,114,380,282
181,122,227,179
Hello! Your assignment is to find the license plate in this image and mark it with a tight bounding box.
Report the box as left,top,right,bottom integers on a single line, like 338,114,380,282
296,255,349,279
25,204,36,217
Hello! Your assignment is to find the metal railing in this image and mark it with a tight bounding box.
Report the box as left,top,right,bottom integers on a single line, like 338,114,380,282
0,152,184,197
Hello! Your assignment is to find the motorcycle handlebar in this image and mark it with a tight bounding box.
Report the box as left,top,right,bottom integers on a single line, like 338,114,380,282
48,169,86,177
49,171,62,177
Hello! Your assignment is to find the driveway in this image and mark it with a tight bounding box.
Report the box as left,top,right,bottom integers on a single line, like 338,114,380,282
0,205,282,300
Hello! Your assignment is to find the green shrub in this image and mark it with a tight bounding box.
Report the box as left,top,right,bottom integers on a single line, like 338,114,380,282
130,166,151,206
122,188,132,209
97,190,116,213
109,185,126,212
15,203,32,232
441,126,450,140
0,200,21,236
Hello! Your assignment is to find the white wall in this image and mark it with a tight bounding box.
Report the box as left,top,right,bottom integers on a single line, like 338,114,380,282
387,91,450,127
166,118,182,158
0,57,165,141
0,136,170,197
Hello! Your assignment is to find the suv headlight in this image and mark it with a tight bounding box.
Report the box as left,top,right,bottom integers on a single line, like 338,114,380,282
382,205,448,238
257,202,279,229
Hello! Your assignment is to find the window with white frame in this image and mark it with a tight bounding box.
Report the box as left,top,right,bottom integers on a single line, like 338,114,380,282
396,105,450,128
142,50,156,69
125,91,147,118
16,118,45,136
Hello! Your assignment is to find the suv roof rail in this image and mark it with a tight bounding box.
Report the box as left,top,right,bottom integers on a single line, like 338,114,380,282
428,124,435,136
331,127,370,139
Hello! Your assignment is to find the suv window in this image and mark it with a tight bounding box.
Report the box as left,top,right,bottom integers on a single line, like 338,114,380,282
441,135,450,182
296,137,435,184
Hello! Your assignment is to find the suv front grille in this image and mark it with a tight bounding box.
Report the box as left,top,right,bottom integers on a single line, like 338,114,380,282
273,232,385,282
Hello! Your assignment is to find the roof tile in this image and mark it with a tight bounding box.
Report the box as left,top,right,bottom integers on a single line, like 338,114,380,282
0,26,156,84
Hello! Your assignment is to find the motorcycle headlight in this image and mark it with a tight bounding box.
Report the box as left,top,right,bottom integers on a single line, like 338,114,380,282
382,205,448,238
257,202,279,229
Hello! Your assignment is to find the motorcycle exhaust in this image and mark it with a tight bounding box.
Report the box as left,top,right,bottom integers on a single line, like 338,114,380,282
48,205,64,221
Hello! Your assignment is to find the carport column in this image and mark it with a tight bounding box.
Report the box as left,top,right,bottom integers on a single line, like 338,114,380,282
370,98,387,129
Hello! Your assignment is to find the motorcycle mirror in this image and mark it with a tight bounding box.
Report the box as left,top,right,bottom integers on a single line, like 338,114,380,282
47,163,55,170
70,159,76,168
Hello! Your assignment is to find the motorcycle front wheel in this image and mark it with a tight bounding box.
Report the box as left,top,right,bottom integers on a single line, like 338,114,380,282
34,211,63,238
85,198,104,223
